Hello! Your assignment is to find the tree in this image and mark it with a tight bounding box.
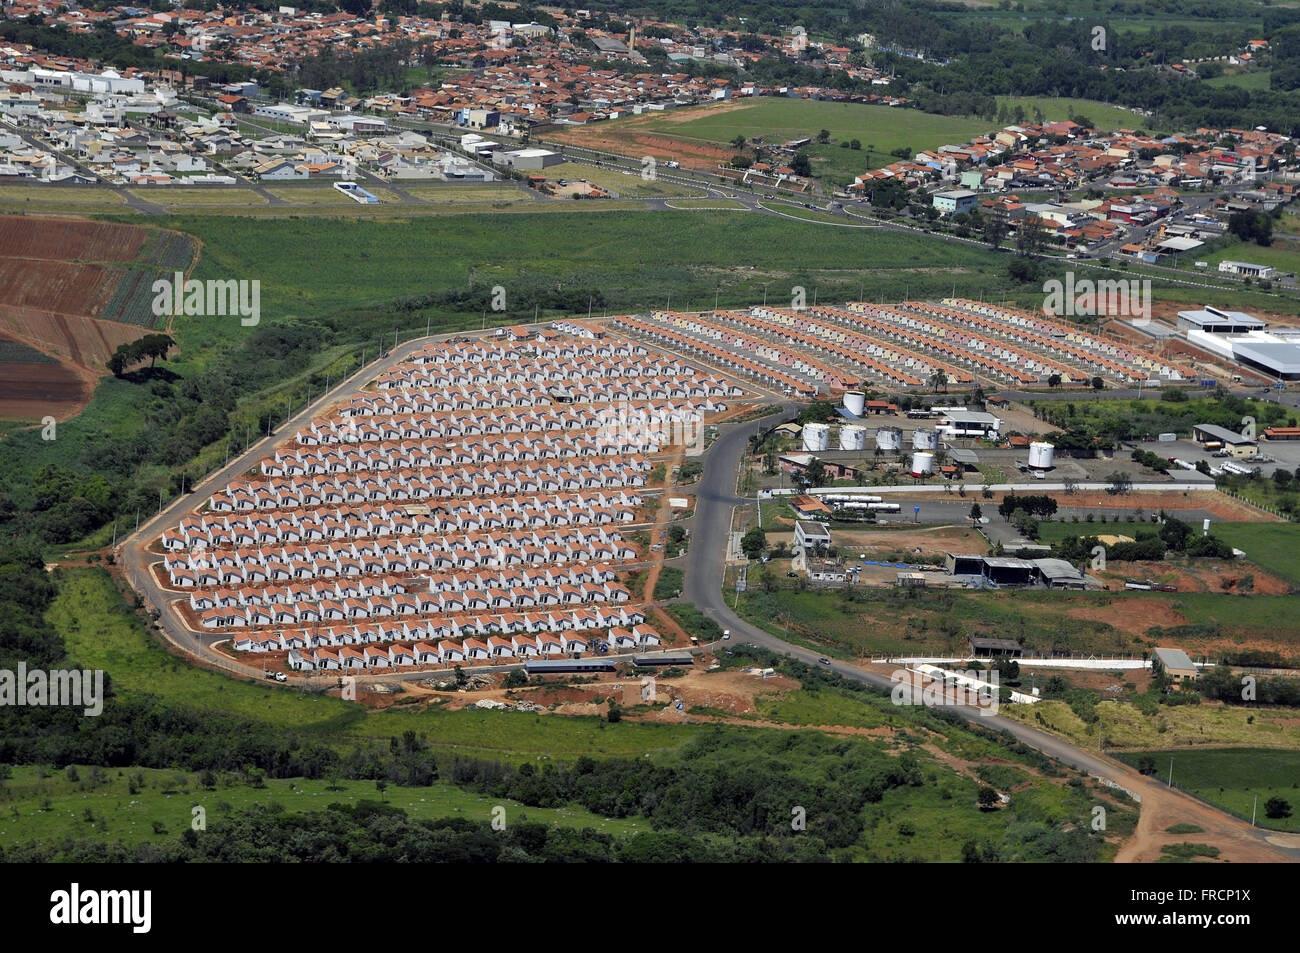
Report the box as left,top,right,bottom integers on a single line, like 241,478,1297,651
968,503,982,524
375,779,388,802
730,134,747,150
1265,797,1292,820
1106,471,1132,495
1015,217,1047,256
930,369,948,393
1007,256,1039,283
816,129,830,144
976,787,1000,810
739,526,767,560
790,152,812,177
983,218,1008,249
1091,376,1104,390
804,458,828,488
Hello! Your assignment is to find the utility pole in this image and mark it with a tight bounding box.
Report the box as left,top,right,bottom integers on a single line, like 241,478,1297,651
135,507,141,533
1252,794,1257,827
158,488,164,515
1168,757,1174,788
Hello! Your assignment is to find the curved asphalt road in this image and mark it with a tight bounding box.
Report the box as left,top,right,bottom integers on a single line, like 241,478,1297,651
682,402,1300,860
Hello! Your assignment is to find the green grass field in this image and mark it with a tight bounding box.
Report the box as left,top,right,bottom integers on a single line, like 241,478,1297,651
1210,523,1300,587
640,98,989,164
1202,239,1300,280
0,765,644,849
401,184,533,203
134,188,267,207
1204,71,1272,92
0,185,125,206
266,185,403,205
166,209,1005,325
663,198,748,210
1114,748,1300,832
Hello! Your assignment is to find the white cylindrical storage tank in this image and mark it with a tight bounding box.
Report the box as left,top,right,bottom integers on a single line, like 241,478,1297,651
802,422,830,452
912,428,937,450
843,391,866,417
874,427,901,452
911,451,935,477
1028,441,1055,469
839,425,867,451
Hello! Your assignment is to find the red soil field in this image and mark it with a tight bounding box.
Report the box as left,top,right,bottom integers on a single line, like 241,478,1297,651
0,215,146,262
0,259,121,317
0,215,163,422
0,359,89,422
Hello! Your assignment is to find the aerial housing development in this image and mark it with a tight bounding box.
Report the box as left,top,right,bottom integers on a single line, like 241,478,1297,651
1,0,1300,902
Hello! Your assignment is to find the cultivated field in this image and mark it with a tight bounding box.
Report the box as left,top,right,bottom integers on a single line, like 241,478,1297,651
0,216,198,421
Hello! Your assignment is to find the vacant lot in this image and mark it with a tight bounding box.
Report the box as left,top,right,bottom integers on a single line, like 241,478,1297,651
133,188,268,207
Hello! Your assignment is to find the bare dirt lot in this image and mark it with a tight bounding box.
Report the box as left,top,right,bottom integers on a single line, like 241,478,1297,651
550,105,750,170
0,216,173,421
1098,559,1292,595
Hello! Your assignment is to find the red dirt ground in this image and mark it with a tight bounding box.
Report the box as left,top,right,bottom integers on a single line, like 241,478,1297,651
0,215,164,421
550,106,747,171
0,215,146,261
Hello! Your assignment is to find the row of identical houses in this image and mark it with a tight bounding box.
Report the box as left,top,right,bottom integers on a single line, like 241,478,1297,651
198,577,633,628
258,432,665,475
279,623,663,672
206,456,650,511
741,305,969,390
154,329,730,666
165,528,639,587
614,315,819,398
163,491,640,551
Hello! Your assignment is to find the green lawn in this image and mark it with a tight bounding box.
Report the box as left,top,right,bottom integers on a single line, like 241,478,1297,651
641,98,989,165
1210,523,1300,587
1114,748,1300,832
